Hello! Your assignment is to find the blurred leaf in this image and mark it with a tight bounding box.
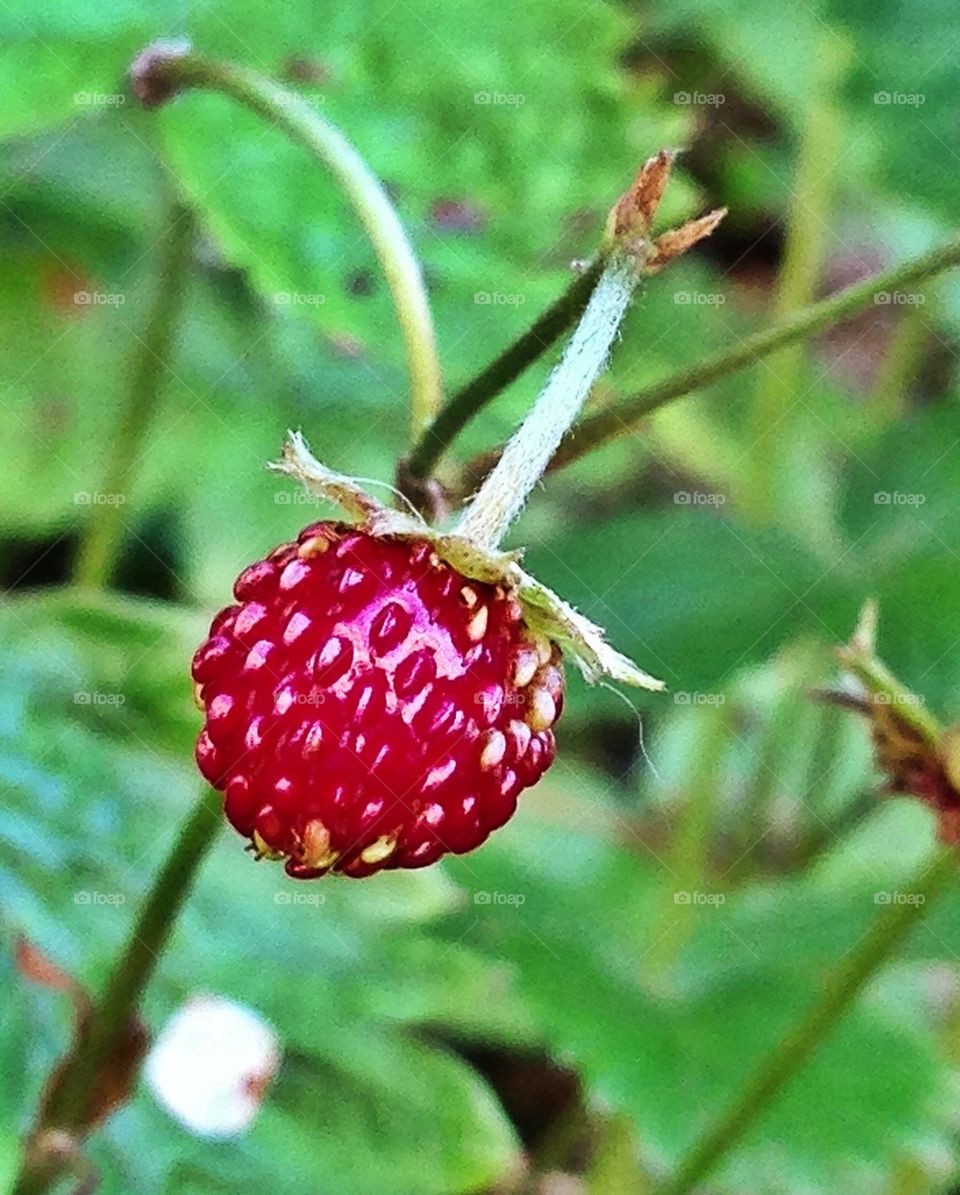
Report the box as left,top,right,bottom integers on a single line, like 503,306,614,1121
440,814,956,1192
0,592,520,1193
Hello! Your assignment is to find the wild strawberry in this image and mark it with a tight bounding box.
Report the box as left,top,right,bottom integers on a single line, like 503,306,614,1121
192,521,564,878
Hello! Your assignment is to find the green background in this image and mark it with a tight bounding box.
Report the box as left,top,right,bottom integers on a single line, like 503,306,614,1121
1,1,959,1192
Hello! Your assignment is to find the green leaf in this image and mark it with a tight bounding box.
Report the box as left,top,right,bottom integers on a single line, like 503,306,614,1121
440,815,956,1191
0,592,519,1193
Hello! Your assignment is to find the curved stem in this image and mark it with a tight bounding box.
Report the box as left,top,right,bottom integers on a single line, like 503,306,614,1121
544,234,960,474
12,790,222,1195
456,252,642,549
140,50,442,441
660,844,957,1195
73,205,195,590
404,256,604,481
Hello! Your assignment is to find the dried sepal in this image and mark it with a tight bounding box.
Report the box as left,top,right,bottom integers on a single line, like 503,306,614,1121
271,432,663,690
647,207,728,273
605,149,676,249
515,570,663,690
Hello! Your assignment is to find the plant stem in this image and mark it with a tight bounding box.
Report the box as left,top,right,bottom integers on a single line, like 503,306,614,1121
872,299,933,424
12,790,221,1195
543,234,960,475
835,641,942,746
404,257,604,481
649,700,728,980
73,205,194,590
139,49,442,441
455,252,641,549
748,32,848,519
660,843,958,1195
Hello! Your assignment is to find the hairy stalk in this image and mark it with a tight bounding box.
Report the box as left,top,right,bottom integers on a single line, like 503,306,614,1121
452,149,723,550
404,257,604,482
660,844,957,1195
456,252,642,549
133,45,441,440
73,205,194,589
541,234,960,475
12,792,221,1195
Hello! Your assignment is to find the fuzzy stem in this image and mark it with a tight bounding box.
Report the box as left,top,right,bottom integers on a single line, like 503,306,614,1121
404,257,605,481
661,844,958,1195
12,791,221,1195
543,234,960,474
456,253,641,548
73,205,194,590
137,49,442,441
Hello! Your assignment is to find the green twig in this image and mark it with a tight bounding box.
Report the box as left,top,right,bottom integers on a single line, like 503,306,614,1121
649,700,728,979
133,46,442,441
872,299,933,424
660,844,957,1195
73,205,195,590
403,257,604,482
542,234,960,475
12,791,222,1195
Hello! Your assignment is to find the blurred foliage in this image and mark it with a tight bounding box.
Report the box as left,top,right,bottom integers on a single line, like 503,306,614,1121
1,1,960,1193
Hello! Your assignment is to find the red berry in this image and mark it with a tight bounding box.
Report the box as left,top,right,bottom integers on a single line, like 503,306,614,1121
192,522,564,878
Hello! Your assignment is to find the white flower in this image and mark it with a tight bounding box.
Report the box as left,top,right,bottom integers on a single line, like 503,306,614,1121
144,995,280,1137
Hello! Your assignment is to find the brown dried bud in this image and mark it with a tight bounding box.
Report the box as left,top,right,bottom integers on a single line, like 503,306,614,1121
647,207,728,272
129,39,193,109
606,149,676,248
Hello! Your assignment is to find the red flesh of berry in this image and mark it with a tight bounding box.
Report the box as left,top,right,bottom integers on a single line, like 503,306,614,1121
192,522,564,878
